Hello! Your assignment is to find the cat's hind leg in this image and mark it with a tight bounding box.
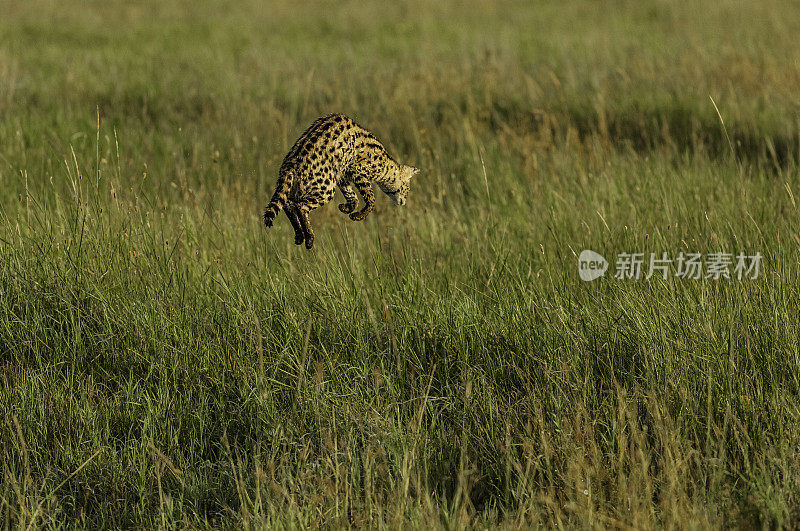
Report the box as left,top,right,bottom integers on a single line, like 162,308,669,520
295,207,315,250
284,203,305,246
295,192,331,250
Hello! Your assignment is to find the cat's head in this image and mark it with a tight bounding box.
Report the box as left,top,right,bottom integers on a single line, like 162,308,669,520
380,165,419,206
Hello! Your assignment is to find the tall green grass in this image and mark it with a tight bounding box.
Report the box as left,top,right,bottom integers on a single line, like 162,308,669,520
1,0,800,527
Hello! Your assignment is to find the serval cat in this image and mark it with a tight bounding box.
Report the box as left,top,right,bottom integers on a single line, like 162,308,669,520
263,113,419,249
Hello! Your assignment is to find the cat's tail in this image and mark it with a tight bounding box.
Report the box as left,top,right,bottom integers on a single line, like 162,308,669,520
263,168,294,228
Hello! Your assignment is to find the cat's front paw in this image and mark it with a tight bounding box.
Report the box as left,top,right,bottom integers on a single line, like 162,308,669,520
349,211,369,221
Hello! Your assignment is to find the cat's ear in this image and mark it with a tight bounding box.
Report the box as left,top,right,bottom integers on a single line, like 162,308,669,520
411,166,420,177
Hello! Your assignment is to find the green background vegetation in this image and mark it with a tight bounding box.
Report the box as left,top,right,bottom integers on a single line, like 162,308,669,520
1,0,799,527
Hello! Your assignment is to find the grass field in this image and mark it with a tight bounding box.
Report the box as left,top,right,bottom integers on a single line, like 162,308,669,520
2,0,800,527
